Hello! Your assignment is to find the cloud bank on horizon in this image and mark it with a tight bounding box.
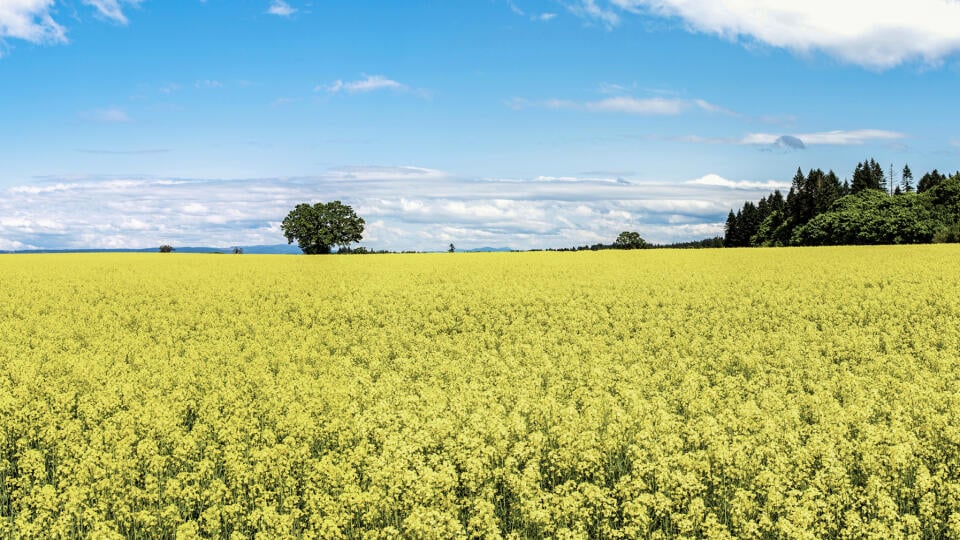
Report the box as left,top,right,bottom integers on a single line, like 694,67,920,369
0,168,788,251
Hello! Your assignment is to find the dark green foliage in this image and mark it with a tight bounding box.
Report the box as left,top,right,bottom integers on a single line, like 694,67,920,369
851,159,885,194
657,237,724,248
159,245,174,253
792,190,938,245
726,162,960,248
902,164,914,193
448,243,456,253
281,201,365,254
933,221,960,243
614,231,648,249
918,169,948,193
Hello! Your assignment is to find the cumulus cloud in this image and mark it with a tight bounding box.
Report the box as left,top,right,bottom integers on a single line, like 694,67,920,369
0,168,787,251
575,0,960,68
0,0,67,46
267,0,296,17
0,0,140,53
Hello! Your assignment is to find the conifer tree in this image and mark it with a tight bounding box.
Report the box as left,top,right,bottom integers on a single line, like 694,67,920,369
902,164,914,192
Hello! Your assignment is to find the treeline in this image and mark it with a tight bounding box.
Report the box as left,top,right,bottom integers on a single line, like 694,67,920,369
539,236,725,252
725,160,960,247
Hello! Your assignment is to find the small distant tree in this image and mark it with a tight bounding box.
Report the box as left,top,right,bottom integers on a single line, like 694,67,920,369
448,243,455,253
281,201,365,254
233,247,244,254
159,245,174,253
614,231,648,250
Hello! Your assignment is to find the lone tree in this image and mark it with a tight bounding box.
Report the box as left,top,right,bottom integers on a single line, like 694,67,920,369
614,231,648,250
159,245,174,253
281,201,365,254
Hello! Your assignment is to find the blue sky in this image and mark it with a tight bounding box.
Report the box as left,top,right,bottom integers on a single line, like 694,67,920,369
2,0,959,250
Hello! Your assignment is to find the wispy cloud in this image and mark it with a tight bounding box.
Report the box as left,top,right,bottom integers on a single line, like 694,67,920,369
267,0,297,17
567,0,620,28
83,0,142,25
677,129,905,149
195,79,223,89
585,96,687,115
571,0,960,69
319,75,424,96
513,94,735,116
506,2,558,22
741,129,905,146
270,97,297,107
687,174,791,190
0,168,785,251
77,148,170,155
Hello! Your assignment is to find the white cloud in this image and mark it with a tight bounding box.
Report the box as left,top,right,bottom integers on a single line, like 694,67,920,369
741,129,905,146
0,0,66,46
586,96,687,115
83,0,141,25
0,169,783,250
568,0,620,28
536,13,558,21
692,99,737,116
687,174,790,190
267,0,296,17
0,0,141,54
516,94,735,116
320,75,408,94
579,0,960,68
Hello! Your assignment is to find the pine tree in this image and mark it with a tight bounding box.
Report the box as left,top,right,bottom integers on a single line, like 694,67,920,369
869,159,885,191
851,161,870,193
724,210,739,247
918,169,946,193
902,164,914,192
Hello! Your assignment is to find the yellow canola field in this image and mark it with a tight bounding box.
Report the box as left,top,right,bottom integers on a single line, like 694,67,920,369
2,247,960,539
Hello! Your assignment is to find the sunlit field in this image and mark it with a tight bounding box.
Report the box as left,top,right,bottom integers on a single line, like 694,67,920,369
2,247,960,538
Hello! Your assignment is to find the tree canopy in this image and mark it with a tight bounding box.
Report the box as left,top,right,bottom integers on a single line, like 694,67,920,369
614,231,648,249
281,201,365,254
725,160,960,248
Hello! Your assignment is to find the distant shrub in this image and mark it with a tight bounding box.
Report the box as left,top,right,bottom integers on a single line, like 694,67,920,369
159,245,175,253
